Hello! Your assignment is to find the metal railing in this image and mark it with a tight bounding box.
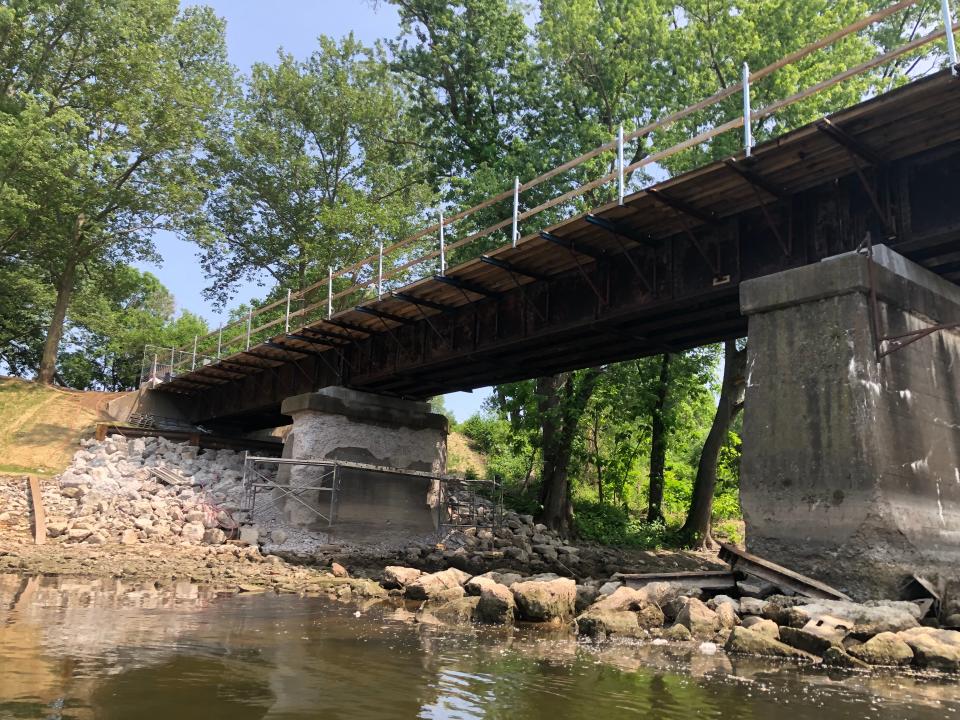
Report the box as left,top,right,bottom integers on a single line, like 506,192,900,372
154,0,959,383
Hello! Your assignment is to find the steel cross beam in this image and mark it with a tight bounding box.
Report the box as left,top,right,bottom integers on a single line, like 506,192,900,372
540,230,607,304
391,291,457,313
584,214,657,247
355,306,417,325
298,326,356,344
480,255,551,281
285,333,348,348
646,188,720,225
584,215,655,292
816,118,884,166
723,160,792,255
722,158,788,200
433,274,499,298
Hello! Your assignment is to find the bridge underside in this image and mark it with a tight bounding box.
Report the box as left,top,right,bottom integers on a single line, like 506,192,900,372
157,70,960,431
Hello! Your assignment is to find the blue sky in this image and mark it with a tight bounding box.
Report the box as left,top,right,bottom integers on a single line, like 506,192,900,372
136,0,490,421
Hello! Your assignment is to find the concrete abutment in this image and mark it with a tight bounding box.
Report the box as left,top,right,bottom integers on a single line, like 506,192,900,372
740,245,960,600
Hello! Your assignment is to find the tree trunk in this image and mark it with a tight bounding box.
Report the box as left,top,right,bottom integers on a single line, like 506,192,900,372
646,353,671,523
536,368,602,535
37,253,78,385
680,340,748,548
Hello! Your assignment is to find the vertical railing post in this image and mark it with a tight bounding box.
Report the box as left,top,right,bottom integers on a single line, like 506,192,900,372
284,288,291,333
327,266,333,319
511,176,520,247
439,210,446,274
378,241,384,298
742,62,753,157
617,124,625,205
170,347,175,377
217,324,222,359
151,352,157,381
245,309,252,350
191,335,197,370
943,0,958,75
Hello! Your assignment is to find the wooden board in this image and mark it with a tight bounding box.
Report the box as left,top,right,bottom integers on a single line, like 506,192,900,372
28,475,45,546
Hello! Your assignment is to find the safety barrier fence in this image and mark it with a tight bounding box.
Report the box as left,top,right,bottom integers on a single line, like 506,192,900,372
153,0,959,382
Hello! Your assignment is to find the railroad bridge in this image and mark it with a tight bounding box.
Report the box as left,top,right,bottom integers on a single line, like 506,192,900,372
123,9,960,598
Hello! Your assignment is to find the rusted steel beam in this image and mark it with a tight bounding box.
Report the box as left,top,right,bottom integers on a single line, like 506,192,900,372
391,291,456,313
355,306,417,325
646,188,719,225
585,214,657,247
433,274,499,298
816,118,884,166
480,255,551,281
540,230,606,260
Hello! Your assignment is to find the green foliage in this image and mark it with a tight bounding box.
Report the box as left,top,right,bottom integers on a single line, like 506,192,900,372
460,412,538,486
573,500,671,549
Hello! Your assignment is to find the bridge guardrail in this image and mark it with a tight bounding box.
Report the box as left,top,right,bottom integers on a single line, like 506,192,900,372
152,0,959,384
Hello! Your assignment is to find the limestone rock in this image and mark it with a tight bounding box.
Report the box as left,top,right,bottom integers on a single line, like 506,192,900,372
512,578,577,622
800,615,850,645
420,596,479,624
180,522,204,543
715,602,741,630
739,597,766,616
823,646,870,669
464,574,500,596
203,528,226,545
238,525,259,546
724,626,817,661
778,600,919,637
849,632,914,666
331,562,349,578
676,597,721,638
405,568,471,601
576,609,643,639
663,623,692,641
382,566,422,589
779,626,837,656
120,528,139,545
897,627,960,671
575,584,599,613
476,583,516,624
46,521,68,538
741,617,780,639
590,586,648,613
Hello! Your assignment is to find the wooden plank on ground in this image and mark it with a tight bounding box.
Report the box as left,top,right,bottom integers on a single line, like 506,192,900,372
28,475,45,545
612,570,736,591
718,543,851,601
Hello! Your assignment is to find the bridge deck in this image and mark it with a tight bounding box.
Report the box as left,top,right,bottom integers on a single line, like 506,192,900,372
155,69,960,429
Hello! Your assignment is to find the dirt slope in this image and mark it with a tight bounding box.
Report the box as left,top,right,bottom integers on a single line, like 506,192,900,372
0,377,123,476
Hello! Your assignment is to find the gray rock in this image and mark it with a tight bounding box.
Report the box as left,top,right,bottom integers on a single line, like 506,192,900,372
382,566,422,589
742,617,780,639
576,609,643,639
405,568,471,601
676,598,721,639
823,646,870,669
476,583,516,624
725,626,817,661
575,584,599,613
897,627,960,671
180,521,205,543
779,626,838,655
715,602,741,630
850,632,914,666
663,623,692,641
512,578,577,622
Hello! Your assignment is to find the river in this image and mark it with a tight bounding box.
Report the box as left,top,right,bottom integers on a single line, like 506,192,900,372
1,574,957,719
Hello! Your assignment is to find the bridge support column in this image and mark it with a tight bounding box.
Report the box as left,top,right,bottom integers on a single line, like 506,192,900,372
740,245,960,600
278,387,448,535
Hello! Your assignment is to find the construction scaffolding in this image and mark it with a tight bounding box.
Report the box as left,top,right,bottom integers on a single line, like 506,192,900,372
239,453,501,540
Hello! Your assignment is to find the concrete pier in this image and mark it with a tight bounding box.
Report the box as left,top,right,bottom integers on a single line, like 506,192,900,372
740,246,960,599
278,387,448,539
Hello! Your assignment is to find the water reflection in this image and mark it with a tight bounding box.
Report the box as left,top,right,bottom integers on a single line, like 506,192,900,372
1,574,957,720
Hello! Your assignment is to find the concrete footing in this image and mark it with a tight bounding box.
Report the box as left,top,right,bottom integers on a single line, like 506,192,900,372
740,245,960,600
278,387,448,539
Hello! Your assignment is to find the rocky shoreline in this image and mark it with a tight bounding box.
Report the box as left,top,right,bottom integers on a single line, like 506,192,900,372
1,434,958,677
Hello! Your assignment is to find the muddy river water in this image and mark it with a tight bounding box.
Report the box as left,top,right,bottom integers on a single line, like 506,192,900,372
1,574,958,719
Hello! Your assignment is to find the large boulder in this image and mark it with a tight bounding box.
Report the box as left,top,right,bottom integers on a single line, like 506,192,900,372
405,568,470,600
676,597,720,638
823,646,870,670
849,632,914,666
476,583,516,624
464,574,500,596
576,610,643,639
779,626,838,656
775,600,919,637
742,617,780,639
512,578,577,622
897,627,960,671
419,596,480,625
590,586,648,613
715,602,741,630
382,566,422,589
724,626,817,661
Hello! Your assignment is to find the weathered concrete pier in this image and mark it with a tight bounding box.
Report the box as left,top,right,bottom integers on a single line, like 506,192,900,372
741,246,960,599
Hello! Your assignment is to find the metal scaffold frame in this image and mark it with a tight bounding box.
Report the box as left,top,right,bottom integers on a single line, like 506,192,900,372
240,454,502,538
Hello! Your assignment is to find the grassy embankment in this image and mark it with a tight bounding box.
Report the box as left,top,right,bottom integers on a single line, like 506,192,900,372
0,377,121,476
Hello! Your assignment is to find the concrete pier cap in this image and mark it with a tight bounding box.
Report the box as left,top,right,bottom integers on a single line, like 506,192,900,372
739,245,960,600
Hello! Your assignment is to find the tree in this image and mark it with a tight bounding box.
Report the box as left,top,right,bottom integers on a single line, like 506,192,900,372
536,368,603,534
0,0,233,384
198,34,433,307
681,339,747,548
646,353,671,524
